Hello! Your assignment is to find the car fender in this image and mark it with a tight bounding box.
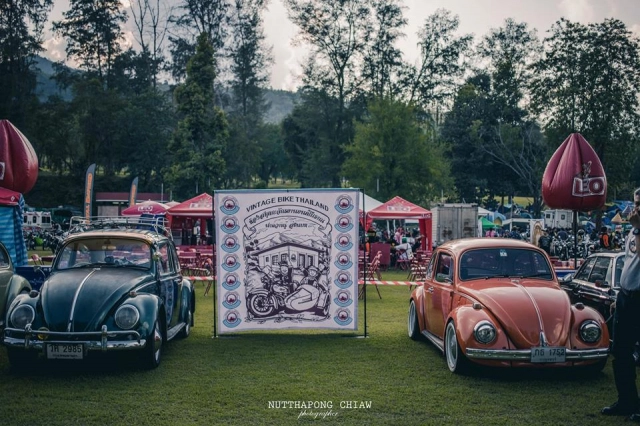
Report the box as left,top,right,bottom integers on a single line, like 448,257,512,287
448,305,511,354
179,278,195,322
569,304,610,348
3,275,32,317
120,294,164,338
410,285,427,332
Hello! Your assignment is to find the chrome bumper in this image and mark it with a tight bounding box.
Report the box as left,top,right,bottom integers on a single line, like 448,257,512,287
465,347,609,361
3,324,144,351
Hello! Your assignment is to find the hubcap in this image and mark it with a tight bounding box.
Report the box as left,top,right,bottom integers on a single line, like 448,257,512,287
446,324,457,369
408,302,416,336
152,324,162,362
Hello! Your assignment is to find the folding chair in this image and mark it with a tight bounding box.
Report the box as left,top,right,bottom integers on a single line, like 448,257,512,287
359,251,382,299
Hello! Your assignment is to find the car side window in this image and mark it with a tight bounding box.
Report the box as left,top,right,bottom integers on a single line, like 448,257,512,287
435,253,453,283
425,255,436,280
574,257,596,281
157,244,171,275
589,257,610,284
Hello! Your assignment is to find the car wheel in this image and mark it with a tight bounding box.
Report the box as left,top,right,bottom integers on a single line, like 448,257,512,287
142,319,163,369
7,348,38,369
179,309,192,339
408,300,422,341
445,321,470,374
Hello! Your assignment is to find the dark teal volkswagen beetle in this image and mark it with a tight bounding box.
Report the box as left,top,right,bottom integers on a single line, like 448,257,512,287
3,217,195,369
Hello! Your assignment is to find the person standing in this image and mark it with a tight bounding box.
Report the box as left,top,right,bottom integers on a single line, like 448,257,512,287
602,188,640,420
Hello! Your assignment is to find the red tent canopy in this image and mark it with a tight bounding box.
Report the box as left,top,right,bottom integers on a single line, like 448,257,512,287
121,200,169,216
166,193,213,217
367,196,433,253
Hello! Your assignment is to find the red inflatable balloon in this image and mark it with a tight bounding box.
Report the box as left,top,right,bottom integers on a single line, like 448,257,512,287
0,120,38,194
542,133,606,211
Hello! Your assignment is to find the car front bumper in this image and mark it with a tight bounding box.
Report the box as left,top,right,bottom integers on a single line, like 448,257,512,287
3,324,144,351
465,347,609,361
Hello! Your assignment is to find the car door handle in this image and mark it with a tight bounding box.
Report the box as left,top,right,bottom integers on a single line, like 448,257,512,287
427,287,434,293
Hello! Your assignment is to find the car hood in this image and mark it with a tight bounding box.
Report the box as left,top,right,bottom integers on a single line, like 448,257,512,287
40,268,154,332
458,279,571,348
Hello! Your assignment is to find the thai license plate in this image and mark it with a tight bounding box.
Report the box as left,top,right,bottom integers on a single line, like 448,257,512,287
531,346,566,363
46,343,84,360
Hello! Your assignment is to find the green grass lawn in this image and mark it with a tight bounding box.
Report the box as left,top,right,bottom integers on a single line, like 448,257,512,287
0,267,624,425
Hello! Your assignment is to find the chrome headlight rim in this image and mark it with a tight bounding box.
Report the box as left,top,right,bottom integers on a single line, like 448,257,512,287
579,320,602,343
114,305,140,330
10,305,36,329
473,320,497,344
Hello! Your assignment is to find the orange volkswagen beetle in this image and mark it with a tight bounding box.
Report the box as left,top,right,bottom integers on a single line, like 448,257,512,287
408,238,609,373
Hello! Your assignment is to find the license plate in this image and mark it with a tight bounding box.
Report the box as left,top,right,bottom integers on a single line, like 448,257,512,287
46,343,84,360
531,346,566,363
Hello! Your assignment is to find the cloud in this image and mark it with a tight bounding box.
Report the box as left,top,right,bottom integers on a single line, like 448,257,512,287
558,0,596,23
41,37,67,63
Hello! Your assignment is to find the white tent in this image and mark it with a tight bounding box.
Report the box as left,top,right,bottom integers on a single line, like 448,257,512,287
478,207,491,217
358,192,384,213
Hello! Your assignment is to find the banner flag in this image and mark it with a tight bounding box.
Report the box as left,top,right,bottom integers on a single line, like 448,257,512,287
214,189,360,333
84,163,96,219
128,177,139,207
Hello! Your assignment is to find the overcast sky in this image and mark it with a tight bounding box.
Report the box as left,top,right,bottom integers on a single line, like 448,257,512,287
43,0,640,91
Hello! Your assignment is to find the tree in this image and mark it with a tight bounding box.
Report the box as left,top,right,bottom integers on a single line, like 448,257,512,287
530,18,640,192
399,9,472,114
476,18,541,122
284,0,372,186
223,0,272,187
168,0,231,82
342,97,452,205
129,0,172,87
0,0,53,128
52,0,127,87
361,0,406,99
164,33,228,199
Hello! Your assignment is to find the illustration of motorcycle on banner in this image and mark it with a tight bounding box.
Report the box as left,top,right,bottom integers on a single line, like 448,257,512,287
247,263,331,320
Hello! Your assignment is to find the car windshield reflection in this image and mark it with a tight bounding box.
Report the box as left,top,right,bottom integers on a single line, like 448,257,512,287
55,238,152,270
459,248,553,281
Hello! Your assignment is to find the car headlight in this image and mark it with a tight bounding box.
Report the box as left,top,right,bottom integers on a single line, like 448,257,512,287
579,320,602,343
10,305,35,329
115,305,140,330
473,321,497,344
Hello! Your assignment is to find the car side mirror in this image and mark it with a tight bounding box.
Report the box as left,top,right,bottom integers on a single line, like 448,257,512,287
595,280,610,288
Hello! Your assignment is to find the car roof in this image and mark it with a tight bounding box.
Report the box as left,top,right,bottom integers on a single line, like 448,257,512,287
64,229,166,245
585,251,625,259
437,238,541,256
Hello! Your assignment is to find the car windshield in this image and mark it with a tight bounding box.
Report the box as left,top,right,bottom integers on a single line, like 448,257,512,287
55,237,152,270
459,248,553,280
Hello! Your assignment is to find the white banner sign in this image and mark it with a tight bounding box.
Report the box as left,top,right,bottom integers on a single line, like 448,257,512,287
215,189,360,333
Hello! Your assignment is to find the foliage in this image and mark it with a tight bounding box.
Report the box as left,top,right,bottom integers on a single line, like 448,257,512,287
52,0,127,87
0,0,52,129
223,0,272,188
399,9,472,113
164,33,228,200
360,0,406,99
530,18,640,193
342,97,452,205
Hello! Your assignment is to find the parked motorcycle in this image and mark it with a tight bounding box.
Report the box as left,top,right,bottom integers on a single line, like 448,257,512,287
247,273,330,318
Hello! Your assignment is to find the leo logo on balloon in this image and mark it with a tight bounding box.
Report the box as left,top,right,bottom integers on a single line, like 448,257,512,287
572,177,605,197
